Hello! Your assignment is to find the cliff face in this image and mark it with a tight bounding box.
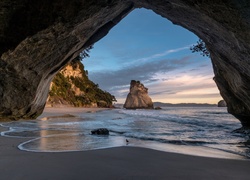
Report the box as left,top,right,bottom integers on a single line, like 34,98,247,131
1,1,250,127
124,80,154,109
47,60,116,108
0,0,133,120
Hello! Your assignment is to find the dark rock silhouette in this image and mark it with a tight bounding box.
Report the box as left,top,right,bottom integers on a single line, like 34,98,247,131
218,100,227,107
124,80,154,109
91,128,109,135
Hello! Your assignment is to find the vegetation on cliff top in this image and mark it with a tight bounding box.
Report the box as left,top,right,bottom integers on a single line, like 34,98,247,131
48,47,116,108
190,39,210,57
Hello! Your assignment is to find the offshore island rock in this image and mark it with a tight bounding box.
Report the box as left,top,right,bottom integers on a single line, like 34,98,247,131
218,100,227,107
124,80,154,109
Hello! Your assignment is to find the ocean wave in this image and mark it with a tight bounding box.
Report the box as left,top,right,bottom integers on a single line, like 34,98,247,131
118,109,237,130
1,107,249,158
122,133,217,146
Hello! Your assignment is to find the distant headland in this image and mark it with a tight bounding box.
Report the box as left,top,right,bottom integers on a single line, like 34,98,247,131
153,102,217,107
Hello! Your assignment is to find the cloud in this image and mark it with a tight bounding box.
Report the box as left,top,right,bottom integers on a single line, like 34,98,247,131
86,46,220,104
145,73,221,103
88,55,193,91
124,46,192,67
112,68,219,103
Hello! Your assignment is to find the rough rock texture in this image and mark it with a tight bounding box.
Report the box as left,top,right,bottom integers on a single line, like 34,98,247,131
218,100,227,107
124,80,154,109
1,1,250,127
0,0,134,120
132,0,250,127
47,60,115,108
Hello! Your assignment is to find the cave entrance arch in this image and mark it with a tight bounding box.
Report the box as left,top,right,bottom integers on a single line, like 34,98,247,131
0,1,250,127
83,8,221,105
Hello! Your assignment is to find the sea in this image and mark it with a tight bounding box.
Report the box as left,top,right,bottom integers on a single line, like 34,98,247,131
1,107,250,159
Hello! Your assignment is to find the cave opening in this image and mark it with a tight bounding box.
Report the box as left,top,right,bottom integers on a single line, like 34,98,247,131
81,8,222,105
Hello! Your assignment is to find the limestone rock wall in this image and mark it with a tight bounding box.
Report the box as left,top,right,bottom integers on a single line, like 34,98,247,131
124,80,154,109
132,0,250,127
0,0,134,120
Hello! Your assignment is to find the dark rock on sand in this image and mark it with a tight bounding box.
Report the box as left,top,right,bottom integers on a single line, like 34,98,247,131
91,128,109,135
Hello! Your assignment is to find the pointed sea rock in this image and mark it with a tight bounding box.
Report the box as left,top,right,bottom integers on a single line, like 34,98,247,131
124,80,154,109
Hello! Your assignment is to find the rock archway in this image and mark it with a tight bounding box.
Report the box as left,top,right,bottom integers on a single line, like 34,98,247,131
1,0,250,127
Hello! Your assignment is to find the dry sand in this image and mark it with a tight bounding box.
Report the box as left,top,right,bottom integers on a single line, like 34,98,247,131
1,107,250,180
37,107,110,119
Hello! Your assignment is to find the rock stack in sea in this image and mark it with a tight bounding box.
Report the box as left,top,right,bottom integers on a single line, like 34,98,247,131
124,80,154,109
218,100,227,107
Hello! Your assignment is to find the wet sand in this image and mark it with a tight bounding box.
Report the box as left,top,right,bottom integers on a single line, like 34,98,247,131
1,135,250,180
1,108,250,179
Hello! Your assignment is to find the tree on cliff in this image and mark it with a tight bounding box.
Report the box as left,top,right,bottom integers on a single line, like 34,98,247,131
48,45,117,108
80,45,94,59
190,39,210,57
72,45,94,63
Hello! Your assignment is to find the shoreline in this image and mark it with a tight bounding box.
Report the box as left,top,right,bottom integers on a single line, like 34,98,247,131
1,107,248,159
37,107,112,119
0,133,250,179
1,107,250,179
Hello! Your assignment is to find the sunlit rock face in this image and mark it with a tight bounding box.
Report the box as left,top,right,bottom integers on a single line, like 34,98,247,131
1,0,250,127
124,80,154,109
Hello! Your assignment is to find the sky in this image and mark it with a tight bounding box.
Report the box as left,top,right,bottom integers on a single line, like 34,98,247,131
82,8,222,104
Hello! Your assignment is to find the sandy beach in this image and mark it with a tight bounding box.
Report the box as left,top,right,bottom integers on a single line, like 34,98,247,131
1,107,250,180
1,135,250,180
38,107,110,119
